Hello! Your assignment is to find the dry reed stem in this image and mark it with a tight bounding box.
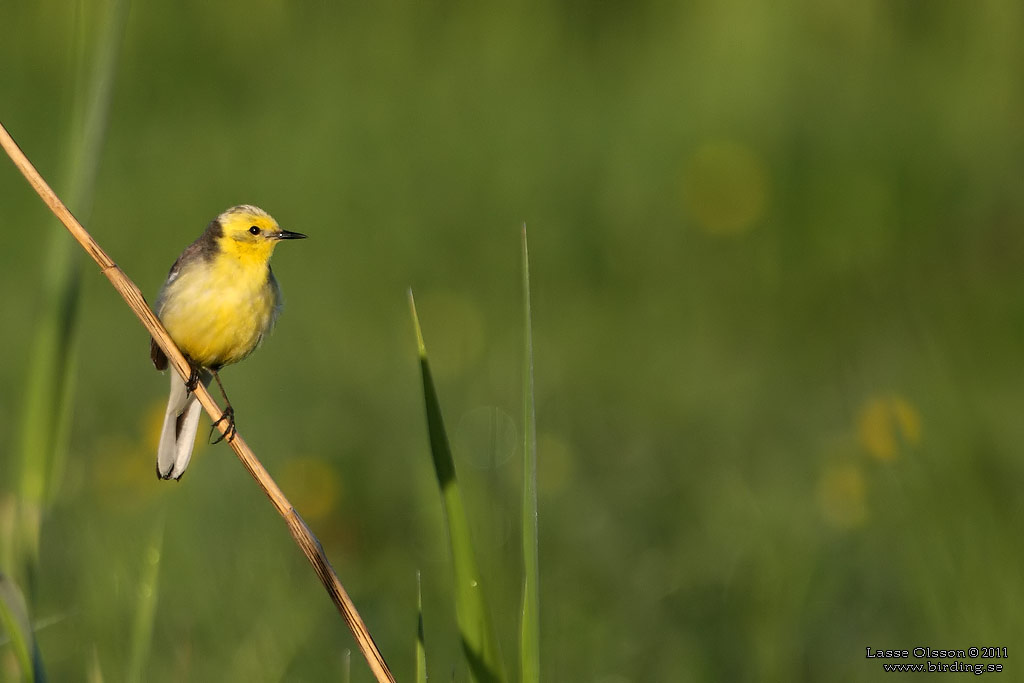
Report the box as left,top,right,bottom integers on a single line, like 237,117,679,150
0,120,395,683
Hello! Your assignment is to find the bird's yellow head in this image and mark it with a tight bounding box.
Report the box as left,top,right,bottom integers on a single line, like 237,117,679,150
213,205,306,264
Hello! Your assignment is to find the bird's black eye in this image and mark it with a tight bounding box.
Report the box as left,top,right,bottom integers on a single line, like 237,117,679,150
249,226,261,235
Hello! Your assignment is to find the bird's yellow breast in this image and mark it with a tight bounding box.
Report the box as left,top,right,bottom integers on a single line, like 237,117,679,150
158,253,281,369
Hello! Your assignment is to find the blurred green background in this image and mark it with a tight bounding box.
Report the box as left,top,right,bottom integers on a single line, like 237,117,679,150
3,0,1024,680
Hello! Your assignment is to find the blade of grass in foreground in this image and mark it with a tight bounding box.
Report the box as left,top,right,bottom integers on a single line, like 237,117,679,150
87,647,105,683
0,572,46,682
416,571,427,683
126,517,163,683
14,0,128,577
409,291,506,683
519,226,540,683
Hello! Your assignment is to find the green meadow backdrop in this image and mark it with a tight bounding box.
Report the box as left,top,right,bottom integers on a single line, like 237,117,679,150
2,0,1023,680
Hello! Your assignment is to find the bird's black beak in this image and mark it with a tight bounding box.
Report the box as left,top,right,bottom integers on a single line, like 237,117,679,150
272,229,307,240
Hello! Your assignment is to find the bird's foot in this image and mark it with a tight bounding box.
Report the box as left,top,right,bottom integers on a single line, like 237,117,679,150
210,406,236,444
185,366,201,394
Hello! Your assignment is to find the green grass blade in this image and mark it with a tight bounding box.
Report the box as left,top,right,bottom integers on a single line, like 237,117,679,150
14,0,128,575
416,571,427,683
87,647,105,683
0,572,47,682
409,291,506,683
518,226,540,683
125,517,164,683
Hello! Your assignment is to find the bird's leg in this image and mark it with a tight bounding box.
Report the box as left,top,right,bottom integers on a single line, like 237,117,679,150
209,369,237,444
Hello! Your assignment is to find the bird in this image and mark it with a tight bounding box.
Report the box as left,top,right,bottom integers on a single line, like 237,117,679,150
150,205,306,480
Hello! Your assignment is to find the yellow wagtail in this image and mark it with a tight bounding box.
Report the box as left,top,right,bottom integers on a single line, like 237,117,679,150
150,205,306,480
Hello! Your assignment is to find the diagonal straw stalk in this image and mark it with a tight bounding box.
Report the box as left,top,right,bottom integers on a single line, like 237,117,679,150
0,120,394,683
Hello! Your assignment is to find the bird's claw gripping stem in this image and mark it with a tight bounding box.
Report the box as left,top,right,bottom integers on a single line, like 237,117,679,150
210,406,236,445
185,366,201,394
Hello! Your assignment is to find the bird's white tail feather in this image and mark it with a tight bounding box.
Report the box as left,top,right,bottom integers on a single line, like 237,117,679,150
156,371,210,480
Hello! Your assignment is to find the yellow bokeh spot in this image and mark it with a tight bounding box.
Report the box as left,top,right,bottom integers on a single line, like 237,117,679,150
92,433,162,507
857,395,921,461
682,140,769,235
144,400,169,453
817,462,867,529
278,457,342,521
